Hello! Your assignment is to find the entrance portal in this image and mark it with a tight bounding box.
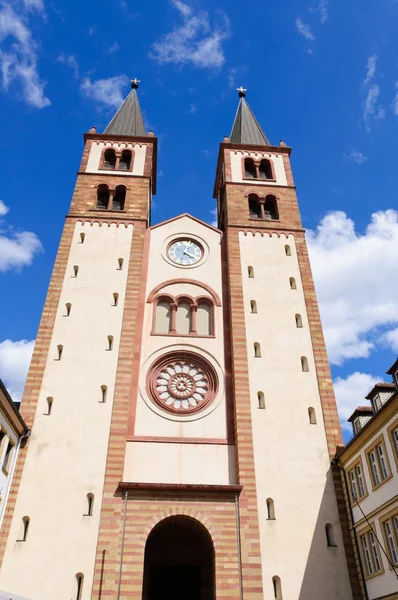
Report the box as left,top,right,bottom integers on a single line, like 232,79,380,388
142,515,215,600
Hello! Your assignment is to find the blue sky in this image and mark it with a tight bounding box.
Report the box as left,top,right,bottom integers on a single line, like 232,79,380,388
1,0,398,441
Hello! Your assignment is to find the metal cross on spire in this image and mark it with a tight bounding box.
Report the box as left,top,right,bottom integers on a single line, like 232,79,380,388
237,86,247,98
131,78,141,89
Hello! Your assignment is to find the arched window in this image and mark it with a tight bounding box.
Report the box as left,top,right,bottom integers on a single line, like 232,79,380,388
258,392,265,409
196,301,212,336
113,293,119,306
104,148,116,169
308,407,317,424
248,266,254,278
272,576,283,599
289,277,296,290
244,157,256,179
254,342,261,357
295,314,303,328
84,494,94,516
73,265,79,278
17,516,30,542
107,335,113,351
56,345,63,361
176,302,191,335
248,194,261,219
326,524,337,547
266,498,275,520
79,233,85,244
155,300,171,334
264,195,279,220
100,385,107,403
97,184,110,209
301,356,309,372
113,185,126,211
117,258,124,270
65,303,72,317
250,300,257,314
119,149,132,171
74,573,84,600
285,245,291,256
259,159,273,180
44,397,53,416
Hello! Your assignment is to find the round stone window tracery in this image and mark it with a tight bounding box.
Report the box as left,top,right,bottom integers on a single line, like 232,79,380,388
147,352,218,415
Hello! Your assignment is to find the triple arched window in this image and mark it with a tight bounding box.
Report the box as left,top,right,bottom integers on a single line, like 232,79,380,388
153,296,214,336
248,194,279,220
101,148,133,171
96,185,126,211
244,157,274,180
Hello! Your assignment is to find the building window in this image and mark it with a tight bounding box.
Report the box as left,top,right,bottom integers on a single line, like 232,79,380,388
382,514,398,566
155,300,172,334
264,195,279,220
17,516,30,542
285,245,291,256
84,494,94,516
244,158,256,179
74,574,84,600
325,523,337,547
353,418,362,435
259,159,273,180
266,498,275,520
295,314,303,328
196,301,212,336
248,194,262,219
248,194,278,220
366,436,391,489
97,184,110,209
250,300,257,313
103,148,116,169
372,393,382,412
254,342,261,358
153,296,213,337
248,266,254,278
272,576,282,599
112,185,126,211
257,392,265,409
348,459,367,501
308,407,317,424
387,419,398,470
2,439,14,474
301,356,309,372
0,429,5,455
44,397,53,416
360,529,383,576
119,150,132,171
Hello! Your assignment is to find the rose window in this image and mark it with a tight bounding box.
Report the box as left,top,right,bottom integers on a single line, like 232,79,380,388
147,352,218,415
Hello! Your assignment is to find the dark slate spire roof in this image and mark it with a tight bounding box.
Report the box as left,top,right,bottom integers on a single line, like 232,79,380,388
104,80,146,137
230,88,270,146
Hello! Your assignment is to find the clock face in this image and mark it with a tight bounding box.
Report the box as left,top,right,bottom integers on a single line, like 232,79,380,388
168,239,203,266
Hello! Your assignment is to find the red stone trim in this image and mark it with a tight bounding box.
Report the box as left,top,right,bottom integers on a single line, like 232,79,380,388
147,279,221,306
117,482,242,494
128,436,234,445
149,211,222,234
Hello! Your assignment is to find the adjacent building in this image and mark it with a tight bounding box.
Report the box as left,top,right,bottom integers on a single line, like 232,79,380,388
0,84,361,599
336,360,398,600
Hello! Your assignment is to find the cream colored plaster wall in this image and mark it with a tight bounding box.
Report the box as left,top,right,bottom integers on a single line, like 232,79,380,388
126,216,234,486
0,221,133,600
239,231,352,599
124,442,236,485
229,150,288,186
86,141,147,176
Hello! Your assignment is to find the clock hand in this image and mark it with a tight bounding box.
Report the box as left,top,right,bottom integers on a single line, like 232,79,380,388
184,251,196,259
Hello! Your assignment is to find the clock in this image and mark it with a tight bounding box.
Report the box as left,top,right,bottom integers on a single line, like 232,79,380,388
168,239,203,266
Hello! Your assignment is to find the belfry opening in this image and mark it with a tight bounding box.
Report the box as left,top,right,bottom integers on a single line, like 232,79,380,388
142,515,215,600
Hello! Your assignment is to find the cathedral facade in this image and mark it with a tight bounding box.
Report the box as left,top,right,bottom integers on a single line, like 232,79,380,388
0,84,362,599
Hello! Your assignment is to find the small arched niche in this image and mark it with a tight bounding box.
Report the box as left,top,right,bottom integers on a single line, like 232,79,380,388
254,342,261,358
72,265,79,278
100,385,107,404
266,498,276,520
196,301,212,336
272,575,283,599
65,303,72,317
325,523,337,547
250,300,257,314
117,258,124,270
73,573,84,600
84,493,94,516
308,407,317,424
79,232,85,244
295,314,303,328
17,516,30,542
44,397,53,416
285,244,291,256
56,345,63,361
301,356,309,372
248,266,254,278
289,277,296,290
155,300,171,334
107,335,114,351
113,293,119,306
257,392,265,409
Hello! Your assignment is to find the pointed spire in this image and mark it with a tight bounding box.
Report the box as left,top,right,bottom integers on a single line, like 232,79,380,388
104,79,146,137
230,87,271,146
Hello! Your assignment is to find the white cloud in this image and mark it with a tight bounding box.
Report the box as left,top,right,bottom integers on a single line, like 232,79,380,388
380,327,398,352
363,54,377,85
295,17,315,41
107,42,120,54
343,148,367,164
391,82,398,115
209,206,217,227
0,230,43,272
0,200,9,216
57,53,79,79
363,84,381,131
307,209,398,365
333,372,380,432
22,0,44,12
0,339,35,401
228,67,237,89
189,103,196,114
151,0,230,69
80,74,129,109
310,0,328,24
0,2,50,108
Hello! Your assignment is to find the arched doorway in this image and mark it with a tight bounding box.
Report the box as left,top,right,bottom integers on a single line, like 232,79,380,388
142,515,215,600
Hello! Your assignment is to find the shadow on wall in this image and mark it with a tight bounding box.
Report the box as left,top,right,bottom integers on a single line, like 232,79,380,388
297,465,354,600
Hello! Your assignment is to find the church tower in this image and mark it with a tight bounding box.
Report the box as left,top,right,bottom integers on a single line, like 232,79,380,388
0,85,361,600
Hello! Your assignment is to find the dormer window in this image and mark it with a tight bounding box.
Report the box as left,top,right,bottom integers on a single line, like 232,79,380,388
395,370,398,388
372,393,382,412
104,149,116,170
353,418,362,434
